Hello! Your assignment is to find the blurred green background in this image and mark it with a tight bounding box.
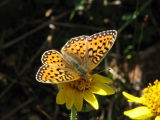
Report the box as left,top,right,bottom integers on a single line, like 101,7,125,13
0,0,159,120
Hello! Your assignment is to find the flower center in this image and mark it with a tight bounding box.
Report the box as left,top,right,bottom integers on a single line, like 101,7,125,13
141,80,160,116
63,76,93,91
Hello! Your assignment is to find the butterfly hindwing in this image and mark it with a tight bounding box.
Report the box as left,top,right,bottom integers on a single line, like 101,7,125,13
36,50,80,83
61,35,89,63
61,36,90,74
41,50,67,67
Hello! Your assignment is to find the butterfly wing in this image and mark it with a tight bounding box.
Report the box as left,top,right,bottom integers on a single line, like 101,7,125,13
86,30,117,71
36,50,80,84
61,35,89,74
41,50,67,67
61,30,117,74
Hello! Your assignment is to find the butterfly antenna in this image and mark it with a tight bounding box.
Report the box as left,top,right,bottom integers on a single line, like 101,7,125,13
106,67,126,83
95,69,108,74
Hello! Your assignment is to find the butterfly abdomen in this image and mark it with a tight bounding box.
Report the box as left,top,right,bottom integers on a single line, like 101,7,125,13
63,54,88,75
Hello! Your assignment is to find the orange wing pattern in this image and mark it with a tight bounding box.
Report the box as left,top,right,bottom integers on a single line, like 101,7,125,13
61,35,89,66
36,50,80,84
36,30,117,83
41,50,67,67
86,30,117,71
36,64,79,83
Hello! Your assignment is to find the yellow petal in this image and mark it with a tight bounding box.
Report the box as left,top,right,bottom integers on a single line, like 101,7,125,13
124,106,155,119
83,90,99,110
92,83,115,95
92,74,112,83
122,91,143,103
155,116,160,120
65,89,74,109
56,90,65,104
73,91,83,111
91,86,108,95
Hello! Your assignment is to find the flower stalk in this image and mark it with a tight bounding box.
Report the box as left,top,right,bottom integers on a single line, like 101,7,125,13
70,106,77,120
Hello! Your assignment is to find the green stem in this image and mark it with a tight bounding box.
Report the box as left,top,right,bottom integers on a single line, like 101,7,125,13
70,106,77,120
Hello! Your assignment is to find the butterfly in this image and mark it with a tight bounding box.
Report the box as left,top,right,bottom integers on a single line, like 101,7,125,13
36,30,117,84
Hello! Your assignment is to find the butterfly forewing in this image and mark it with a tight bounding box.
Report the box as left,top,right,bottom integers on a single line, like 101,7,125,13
86,30,117,71
36,64,80,83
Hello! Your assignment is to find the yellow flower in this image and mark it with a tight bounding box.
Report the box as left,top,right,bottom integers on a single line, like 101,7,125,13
123,80,160,120
56,74,115,111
